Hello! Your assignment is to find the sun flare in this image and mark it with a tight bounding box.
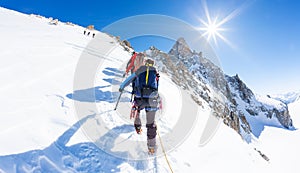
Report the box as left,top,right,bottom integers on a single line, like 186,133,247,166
207,23,217,35
197,0,248,48
198,17,225,45
198,13,227,46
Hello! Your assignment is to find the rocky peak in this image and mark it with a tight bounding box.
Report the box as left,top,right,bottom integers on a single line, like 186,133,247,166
145,37,294,142
226,74,293,129
168,37,193,58
226,74,254,104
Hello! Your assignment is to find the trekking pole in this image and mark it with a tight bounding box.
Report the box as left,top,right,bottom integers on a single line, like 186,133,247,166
130,92,134,102
114,71,127,111
114,91,123,110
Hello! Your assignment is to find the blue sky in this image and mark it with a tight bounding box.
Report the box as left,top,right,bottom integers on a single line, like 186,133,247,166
1,0,300,95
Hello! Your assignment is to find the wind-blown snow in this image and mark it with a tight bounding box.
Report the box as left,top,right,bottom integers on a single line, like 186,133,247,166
0,7,300,173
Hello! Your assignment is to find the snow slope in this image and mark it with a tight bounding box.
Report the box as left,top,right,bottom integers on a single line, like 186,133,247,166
256,98,300,172
0,8,92,155
0,7,300,173
272,91,300,104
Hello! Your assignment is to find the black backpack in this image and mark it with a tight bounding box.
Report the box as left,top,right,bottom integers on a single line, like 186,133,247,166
133,65,159,98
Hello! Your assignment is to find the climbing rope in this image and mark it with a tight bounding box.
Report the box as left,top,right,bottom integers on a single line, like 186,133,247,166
157,126,174,173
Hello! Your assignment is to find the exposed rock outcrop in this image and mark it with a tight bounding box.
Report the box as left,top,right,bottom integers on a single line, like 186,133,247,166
145,37,294,141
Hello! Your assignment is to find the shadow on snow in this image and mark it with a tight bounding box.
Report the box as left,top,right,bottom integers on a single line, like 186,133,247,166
66,68,128,103
246,116,296,139
0,113,148,172
66,85,119,103
102,67,124,78
0,67,149,172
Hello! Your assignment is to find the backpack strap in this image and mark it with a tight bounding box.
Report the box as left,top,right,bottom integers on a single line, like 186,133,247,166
145,63,154,85
145,66,149,85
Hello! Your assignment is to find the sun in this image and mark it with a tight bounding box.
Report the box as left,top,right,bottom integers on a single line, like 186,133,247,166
198,17,225,46
206,22,217,35
196,0,249,48
198,12,228,47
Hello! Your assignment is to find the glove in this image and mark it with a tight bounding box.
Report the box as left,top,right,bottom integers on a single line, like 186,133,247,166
130,106,138,119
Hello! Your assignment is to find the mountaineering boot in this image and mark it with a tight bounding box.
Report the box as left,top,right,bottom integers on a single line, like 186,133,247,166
148,146,156,154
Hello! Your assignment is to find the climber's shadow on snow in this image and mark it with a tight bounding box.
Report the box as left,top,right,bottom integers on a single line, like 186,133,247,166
0,113,147,172
96,124,133,157
66,85,129,103
66,85,117,103
102,68,124,86
102,67,123,78
66,67,129,103
103,78,122,85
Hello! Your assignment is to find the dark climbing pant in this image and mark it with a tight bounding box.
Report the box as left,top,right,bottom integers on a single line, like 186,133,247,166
133,97,158,148
134,110,157,148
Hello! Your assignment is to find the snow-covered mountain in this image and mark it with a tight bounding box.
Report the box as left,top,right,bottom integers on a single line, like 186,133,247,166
1,7,300,173
271,91,300,104
146,39,294,142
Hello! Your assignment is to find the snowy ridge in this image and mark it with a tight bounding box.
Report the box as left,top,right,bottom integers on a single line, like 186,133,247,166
271,91,300,104
256,94,286,110
0,7,300,173
146,41,293,143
